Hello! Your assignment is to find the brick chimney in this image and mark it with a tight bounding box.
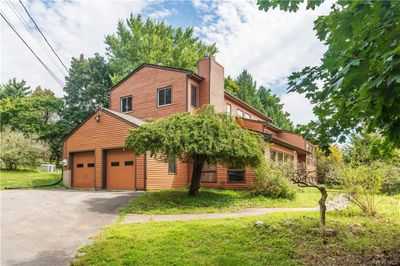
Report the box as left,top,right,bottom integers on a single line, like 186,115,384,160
197,56,224,112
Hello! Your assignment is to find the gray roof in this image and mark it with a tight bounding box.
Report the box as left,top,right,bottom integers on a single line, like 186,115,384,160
102,107,145,126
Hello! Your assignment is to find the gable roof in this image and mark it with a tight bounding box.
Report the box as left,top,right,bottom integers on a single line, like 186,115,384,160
107,63,204,94
62,107,144,143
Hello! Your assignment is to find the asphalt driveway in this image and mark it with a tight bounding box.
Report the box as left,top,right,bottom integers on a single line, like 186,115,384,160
1,189,141,266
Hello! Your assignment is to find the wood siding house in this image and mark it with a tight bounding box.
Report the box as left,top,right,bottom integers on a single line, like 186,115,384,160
63,57,316,191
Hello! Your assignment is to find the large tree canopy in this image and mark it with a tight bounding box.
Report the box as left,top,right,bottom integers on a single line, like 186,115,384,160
105,15,218,82
63,53,113,130
258,0,400,149
0,78,31,99
125,106,264,195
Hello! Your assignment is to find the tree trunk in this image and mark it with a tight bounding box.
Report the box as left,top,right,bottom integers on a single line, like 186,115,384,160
188,157,205,196
318,186,328,244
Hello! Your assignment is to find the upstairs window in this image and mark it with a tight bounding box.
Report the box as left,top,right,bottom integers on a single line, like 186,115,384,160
237,109,244,117
226,104,232,115
191,85,198,108
270,150,276,161
244,113,251,119
121,96,132,113
158,87,172,107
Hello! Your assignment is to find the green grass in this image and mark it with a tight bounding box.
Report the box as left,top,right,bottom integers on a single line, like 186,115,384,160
121,188,339,214
0,168,62,190
72,195,400,266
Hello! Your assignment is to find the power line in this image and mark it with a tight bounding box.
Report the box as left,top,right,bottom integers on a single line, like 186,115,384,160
5,0,67,77
18,0,69,73
1,11,65,87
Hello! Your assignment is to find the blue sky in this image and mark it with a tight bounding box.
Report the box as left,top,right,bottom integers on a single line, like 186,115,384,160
1,0,332,125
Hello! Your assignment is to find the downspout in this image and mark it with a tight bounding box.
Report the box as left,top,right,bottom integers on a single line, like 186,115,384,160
144,152,147,191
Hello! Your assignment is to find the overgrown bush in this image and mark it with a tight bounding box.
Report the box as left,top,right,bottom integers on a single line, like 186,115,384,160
253,162,296,200
0,127,49,170
340,163,383,216
380,163,400,195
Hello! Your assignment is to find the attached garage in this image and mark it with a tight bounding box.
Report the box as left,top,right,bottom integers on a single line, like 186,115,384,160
105,149,135,190
63,107,145,190
72,151,95,188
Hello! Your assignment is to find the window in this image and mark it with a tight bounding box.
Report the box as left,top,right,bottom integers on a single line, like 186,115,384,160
168,155,176,174
244,113,251,119
191,85,198,108
237,109,244,117
277,152,283,162
226,103,232,115
228,167,245,182
111,162,119,167
120,96,132,113
270,150,276,161
87,163,95,168
284,154,289,162
124,160,134,166
76,163,84,168
201,164,217,183
158,87,172,106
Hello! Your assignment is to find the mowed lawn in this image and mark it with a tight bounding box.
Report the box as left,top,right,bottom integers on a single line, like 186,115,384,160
72,195,400,266
0,168,61,189
120,188,335,214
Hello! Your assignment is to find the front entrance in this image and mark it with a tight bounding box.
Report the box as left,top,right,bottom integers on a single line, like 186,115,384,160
72,151,95,188
105,149,135,190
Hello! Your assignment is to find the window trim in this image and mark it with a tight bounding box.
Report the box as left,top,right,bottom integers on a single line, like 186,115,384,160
120,95,132,113
191,85,198,108
168,155,176,174
227,168,246,183
157,86,172,107
244,112,251,119
237,108,244,117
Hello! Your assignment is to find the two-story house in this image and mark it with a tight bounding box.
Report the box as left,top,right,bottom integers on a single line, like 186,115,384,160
62,57,316,190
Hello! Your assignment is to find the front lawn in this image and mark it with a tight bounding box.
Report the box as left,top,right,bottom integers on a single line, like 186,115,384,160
0,168,62,190
72,195,400,266
121,188,338,214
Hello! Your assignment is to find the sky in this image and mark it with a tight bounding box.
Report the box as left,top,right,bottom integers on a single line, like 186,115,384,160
1,0,331,125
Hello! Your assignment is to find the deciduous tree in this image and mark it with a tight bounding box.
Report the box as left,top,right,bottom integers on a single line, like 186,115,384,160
105,15,218,82
125,106,264,195
258,0,400,149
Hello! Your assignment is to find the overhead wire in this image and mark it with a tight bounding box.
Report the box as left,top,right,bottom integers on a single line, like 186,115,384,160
18,0,69,73
5,0,68,77
1,11,65,88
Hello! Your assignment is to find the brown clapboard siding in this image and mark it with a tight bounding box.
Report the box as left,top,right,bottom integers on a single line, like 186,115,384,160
63,110,137,189
278,131,306,149
146,155,189,190
224,97,267,122
109,66,187,120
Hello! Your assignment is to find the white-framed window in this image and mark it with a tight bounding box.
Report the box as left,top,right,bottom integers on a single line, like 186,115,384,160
120,96,132,113
191,85,198,108
157,87,172,107
237,109,244,117
226,103,231,114
244,112,251,119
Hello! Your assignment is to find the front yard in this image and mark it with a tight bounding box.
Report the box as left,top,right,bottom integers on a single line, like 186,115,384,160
120,188,333,214
0,168,61,189
73,194,400,266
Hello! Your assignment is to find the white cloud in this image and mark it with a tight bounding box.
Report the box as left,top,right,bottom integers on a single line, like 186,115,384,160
148,8,176,20
281,92,316,125
193,0,332,124
1,0,150,96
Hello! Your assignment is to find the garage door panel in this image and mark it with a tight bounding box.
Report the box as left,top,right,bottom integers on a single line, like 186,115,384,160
73,151,95,188
106,149,135,190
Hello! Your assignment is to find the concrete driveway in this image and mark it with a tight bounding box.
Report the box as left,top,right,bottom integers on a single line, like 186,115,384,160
1,189,141,266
